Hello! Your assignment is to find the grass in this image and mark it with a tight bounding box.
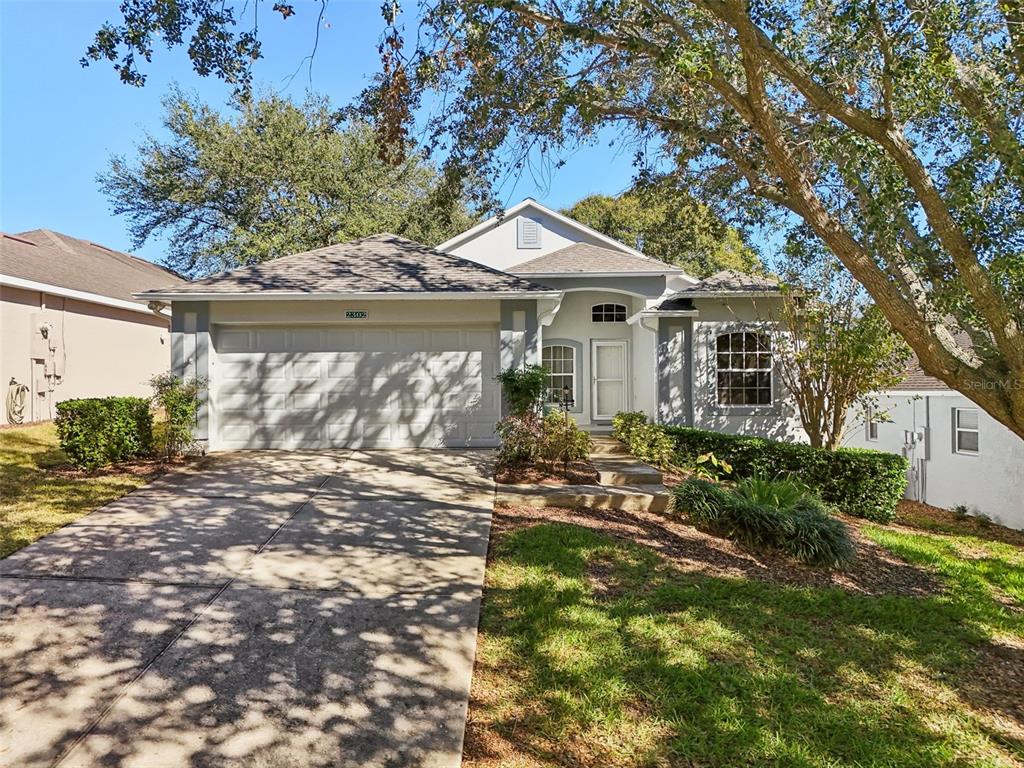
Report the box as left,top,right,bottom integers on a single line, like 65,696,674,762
465,518,1024,767
0,423,160,558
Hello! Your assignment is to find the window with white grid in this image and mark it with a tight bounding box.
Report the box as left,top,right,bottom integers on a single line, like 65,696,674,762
716,332,772,406
542,345,576,406
591,303,627,322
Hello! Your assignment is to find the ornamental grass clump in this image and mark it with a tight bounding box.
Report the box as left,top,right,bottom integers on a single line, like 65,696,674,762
672,476,855,568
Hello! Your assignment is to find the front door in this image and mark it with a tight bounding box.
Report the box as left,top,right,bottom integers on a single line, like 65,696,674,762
591,340,628,420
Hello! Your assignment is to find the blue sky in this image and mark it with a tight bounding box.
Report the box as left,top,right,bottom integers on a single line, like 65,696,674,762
0,0,642,265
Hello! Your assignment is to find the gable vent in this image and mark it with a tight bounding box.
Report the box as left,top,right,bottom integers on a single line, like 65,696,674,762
517,218,542,249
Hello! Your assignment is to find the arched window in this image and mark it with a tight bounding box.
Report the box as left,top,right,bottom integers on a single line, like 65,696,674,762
592,303,627,322
542,344,576,406
716,332,772,406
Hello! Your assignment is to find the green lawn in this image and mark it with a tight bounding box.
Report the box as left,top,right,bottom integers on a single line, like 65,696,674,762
465,515,1024,767
0,423,160,558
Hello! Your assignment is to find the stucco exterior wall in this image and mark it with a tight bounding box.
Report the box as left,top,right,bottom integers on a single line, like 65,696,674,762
1,285,170,424
540,290,657,426
846,392,1024,529
680,297,806,441
445,208,633,271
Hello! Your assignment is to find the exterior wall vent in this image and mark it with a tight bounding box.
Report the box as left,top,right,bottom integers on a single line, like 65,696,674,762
517,218,542,249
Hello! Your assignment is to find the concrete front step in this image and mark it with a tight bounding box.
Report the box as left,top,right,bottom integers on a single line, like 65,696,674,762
495,483,673,513
589,438,630,457
592,457,663,486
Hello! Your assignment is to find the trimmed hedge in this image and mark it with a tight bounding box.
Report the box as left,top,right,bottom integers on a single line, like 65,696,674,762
55,397,154,470
673,478,855,568
666,425,907,522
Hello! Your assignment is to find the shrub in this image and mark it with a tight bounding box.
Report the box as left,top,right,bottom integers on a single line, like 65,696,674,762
496,410,592,469
496,365,548,416
672,478,731,525
539,411,592,467
55,397,154,470
734,476,810,509
612,411,675,467
495,412,544,466
150,373,205,457
672,477,855,568
666,425,908,522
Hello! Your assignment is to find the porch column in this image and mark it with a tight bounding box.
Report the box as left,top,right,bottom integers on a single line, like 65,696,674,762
170,301,210,444
499,299,539,370
657,318,692,425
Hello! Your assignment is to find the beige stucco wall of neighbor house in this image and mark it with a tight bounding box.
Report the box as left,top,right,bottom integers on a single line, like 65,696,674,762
0,285,170,424
846,392,1024,530
688,297,806,442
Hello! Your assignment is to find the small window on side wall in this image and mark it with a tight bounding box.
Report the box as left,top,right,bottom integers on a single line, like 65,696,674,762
954,408,979,454
715,331,772,406
866,406,879,441
592,303,627,322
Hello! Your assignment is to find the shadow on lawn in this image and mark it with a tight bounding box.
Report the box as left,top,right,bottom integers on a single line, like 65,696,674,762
466,522,1024,768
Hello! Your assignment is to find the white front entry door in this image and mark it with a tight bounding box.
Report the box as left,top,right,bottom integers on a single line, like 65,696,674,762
591,340,628,420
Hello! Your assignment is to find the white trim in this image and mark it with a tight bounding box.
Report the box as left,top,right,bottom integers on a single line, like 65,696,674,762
1,273,159,316
878,389,957,397
137,289,563,302
510,270,682,278
437,199,699,283
591,339,629,420
680,290,782,299
640,310,700,318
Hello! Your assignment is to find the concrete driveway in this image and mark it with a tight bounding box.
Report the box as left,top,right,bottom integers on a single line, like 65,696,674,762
0,449,495,768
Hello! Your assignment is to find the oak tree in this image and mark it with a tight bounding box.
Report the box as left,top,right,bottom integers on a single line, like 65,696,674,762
86,0,1024,438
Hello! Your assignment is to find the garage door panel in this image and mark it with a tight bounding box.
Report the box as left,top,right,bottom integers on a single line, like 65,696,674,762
290,360,322,380
288,329,323,349
218,329,252,352
213,324,500,449
252,329,288,351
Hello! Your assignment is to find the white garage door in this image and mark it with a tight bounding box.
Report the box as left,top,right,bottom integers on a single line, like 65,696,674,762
211,324,501,449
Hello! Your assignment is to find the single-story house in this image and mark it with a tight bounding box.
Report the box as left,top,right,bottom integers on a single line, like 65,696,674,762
0,230,183,424
845,356,1024,530
138,199,803,451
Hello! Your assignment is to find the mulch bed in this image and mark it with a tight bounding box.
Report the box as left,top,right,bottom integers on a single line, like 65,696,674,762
48,455,195,480
896,500,1024,547
495,460,600,486
492,504,942,598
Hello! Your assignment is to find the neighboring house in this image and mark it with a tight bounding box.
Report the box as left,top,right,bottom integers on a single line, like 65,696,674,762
846,357,1024,530
0,230,183,425
138,198,802,451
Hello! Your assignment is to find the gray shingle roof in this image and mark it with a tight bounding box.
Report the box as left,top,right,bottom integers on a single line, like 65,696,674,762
138,234,552,298
657,269,781,308
1,229,183,304
510,242,679,275
890,357,951,391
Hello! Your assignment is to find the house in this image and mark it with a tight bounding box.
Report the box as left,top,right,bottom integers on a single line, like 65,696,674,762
845,355,1024,530
0,230,183,425
137,199,803,451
